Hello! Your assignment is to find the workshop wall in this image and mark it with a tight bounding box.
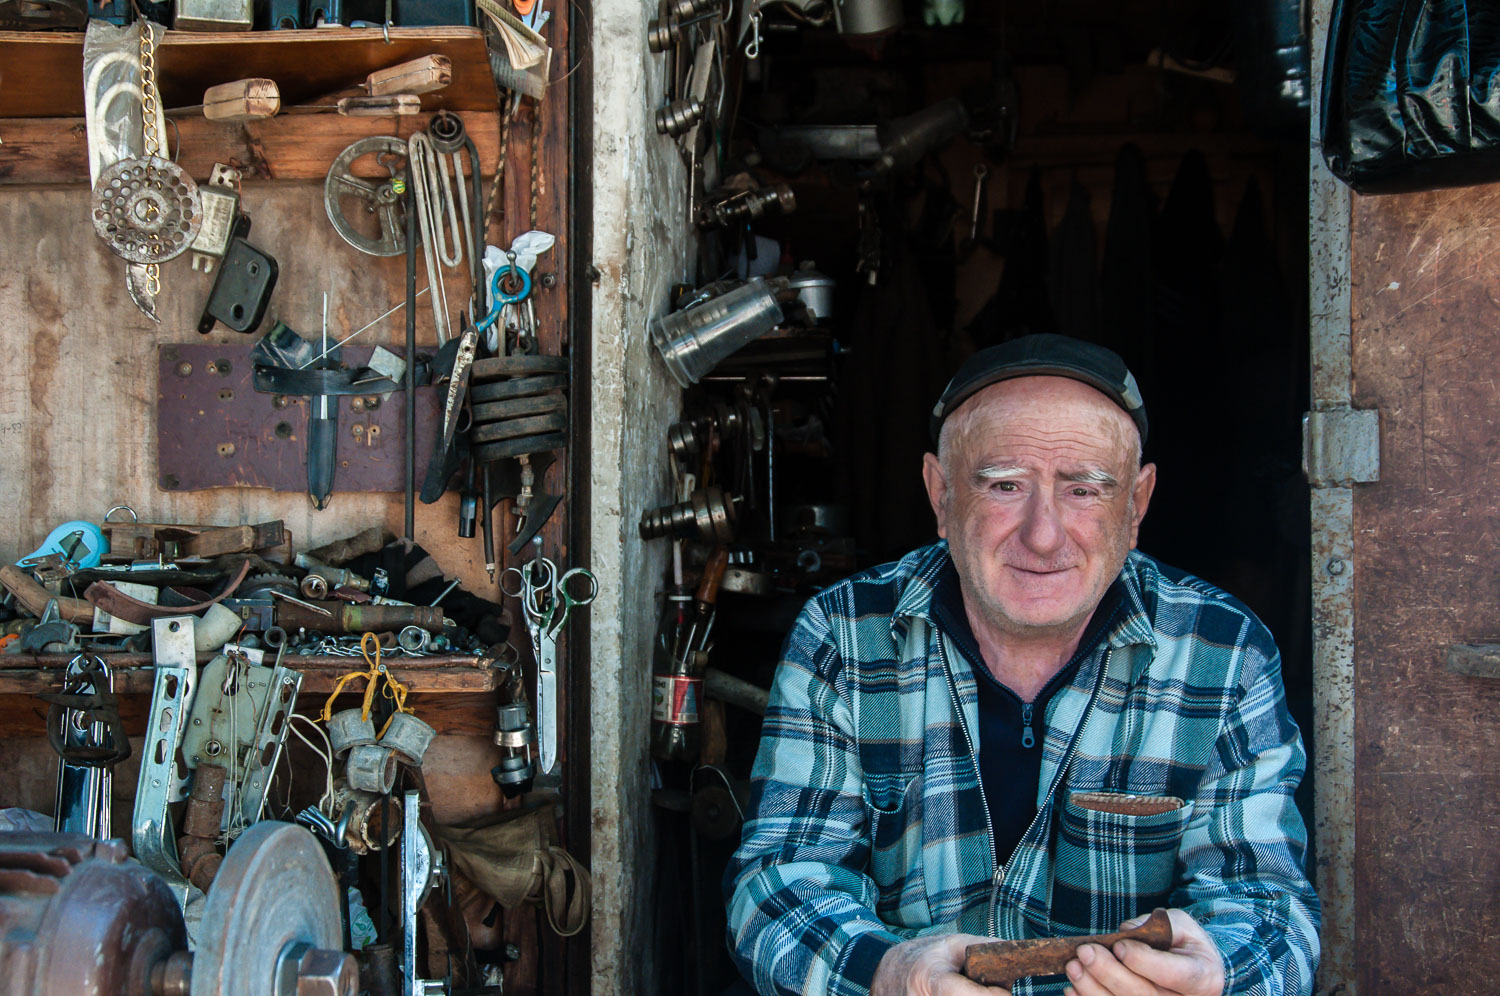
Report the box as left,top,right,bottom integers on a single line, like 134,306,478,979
0,178,508,819
585,0,695,990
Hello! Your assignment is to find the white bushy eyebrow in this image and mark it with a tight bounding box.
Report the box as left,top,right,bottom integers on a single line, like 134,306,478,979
975,465,1027,480
1060,468,1120,488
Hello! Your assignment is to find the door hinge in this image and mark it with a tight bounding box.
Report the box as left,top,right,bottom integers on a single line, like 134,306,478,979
1302,408,1380,487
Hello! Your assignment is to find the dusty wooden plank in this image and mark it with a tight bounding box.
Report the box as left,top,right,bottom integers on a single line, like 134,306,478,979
0,688,494,735
0,654,495,693
0,110,500,184
0,27,495,119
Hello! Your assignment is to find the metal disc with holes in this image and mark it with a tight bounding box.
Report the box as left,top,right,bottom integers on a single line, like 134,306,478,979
92,156,203,264
190,821,343,996
324,137,410,257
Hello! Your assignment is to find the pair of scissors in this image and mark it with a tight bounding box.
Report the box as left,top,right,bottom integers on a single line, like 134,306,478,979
502,557,597,773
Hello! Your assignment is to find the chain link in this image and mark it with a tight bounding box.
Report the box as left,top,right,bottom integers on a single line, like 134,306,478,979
137,21,162,294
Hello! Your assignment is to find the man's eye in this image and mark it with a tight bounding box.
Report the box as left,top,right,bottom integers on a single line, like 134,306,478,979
1069,487,1094,498
991,481,1020,492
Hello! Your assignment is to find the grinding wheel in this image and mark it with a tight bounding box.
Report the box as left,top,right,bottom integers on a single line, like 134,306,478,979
190,821,343,996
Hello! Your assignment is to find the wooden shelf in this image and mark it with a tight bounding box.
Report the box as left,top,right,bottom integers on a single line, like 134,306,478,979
0,651,498,693
0,26,497,118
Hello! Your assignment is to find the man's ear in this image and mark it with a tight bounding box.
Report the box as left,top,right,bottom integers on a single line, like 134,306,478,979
1128,462,1157,548
922,452,950,539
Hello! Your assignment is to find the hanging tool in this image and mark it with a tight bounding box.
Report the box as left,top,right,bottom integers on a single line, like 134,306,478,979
40,654,129,839
963,909,1175,986
309,293,340,510
502,557,597,774
419,325,478,503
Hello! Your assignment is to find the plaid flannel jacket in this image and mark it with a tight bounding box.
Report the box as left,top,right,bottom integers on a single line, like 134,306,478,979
724,542,1319,996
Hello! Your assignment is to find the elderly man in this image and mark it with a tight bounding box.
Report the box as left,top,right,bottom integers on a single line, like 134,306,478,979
724,334,1319,996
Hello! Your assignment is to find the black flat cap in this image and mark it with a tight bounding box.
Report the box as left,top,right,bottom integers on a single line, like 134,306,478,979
930,334,1148,444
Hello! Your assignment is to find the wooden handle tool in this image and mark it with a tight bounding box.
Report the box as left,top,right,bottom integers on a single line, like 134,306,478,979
963,908,1174,986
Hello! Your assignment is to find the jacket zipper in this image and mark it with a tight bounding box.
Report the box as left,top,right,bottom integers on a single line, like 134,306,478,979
984,647,1113,937
935,635,997,911
1020,703,1035,748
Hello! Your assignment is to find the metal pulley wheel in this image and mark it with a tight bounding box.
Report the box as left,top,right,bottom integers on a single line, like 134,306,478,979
91,156,203,264
324,137,410,257
191,821,349,996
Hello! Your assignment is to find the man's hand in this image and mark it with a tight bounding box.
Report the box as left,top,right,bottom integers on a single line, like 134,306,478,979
1063,909,1225,996
872,934,1011,996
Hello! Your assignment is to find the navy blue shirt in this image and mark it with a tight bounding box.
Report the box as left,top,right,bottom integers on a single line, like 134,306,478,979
929,561,1126,866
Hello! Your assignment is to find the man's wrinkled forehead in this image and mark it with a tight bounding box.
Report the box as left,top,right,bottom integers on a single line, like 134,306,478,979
948,376,1140,456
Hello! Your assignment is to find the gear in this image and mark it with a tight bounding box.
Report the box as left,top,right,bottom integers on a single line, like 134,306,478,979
238,573,299,597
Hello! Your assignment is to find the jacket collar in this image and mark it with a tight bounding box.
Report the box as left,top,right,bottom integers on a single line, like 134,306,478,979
891,541,1159,651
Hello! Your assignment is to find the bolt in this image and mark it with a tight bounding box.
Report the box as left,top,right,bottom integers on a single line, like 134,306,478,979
175,361,193,377
364,396,381,409
539,272,558,289
215,359,232,375
1327,557,1346,576
350,398,364,412
272,395,289,409
295,948,359,996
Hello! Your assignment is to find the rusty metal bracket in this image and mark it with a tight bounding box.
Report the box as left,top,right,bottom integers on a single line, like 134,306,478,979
1303,407,1380,487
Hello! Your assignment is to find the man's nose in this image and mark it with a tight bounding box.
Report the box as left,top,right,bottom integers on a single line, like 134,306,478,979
1018,490,1067,555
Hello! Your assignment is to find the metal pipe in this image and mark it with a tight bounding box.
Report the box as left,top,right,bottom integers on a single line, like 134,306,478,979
405,168,418,542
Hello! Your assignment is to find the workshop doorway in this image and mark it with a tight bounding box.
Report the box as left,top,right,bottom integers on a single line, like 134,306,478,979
646,2,1314,993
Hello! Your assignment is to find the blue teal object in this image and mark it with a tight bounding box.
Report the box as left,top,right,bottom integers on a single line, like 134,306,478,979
476,265,533,333
18,521,108,572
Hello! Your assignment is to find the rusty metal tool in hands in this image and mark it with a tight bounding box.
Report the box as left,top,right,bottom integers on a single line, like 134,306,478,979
962,909,1174,987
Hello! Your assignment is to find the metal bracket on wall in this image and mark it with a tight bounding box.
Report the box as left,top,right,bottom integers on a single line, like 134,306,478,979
132,615,200,909
1303,408,1380,487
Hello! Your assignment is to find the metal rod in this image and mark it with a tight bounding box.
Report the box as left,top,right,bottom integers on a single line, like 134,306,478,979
405,173,418,542
297,287,431,370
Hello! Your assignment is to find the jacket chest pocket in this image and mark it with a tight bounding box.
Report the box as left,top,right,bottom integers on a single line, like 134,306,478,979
1049,792,1192,935
862,771,926,921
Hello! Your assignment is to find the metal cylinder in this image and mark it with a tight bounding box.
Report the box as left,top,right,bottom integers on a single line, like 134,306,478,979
397,625,430,653
491,703,535,793
639,486,738,543
832,0,902,34
275,602,446,636
646,16,676,51
301,575,329,599
655,97,704,137
326,708,378,757
380,712,435,767
344,744,398,794
649,277,785,387
332,784,401,854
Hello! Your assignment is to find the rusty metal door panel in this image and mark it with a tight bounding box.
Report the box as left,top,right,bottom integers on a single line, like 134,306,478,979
1348,185,1500,993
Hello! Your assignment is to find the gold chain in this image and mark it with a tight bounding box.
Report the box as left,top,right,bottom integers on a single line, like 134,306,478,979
137,21,162,294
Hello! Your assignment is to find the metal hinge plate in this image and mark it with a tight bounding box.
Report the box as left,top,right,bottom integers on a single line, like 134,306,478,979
1302,408,1380,487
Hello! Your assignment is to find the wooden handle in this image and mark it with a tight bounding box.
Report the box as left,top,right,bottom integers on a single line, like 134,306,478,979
337,94,421,117
202,78,280,122
0,565,95,625
963,909,1174,986
366,55,452,96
